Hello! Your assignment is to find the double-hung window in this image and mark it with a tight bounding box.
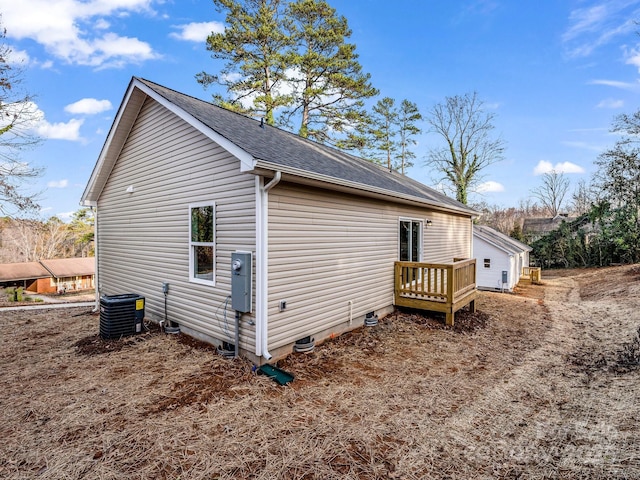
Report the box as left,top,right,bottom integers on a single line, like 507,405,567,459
189,203,215,285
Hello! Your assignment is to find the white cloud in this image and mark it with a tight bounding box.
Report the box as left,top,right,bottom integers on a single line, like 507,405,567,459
171,21,224,42
6,47,55,69
589,79,640,91
6,47,30,65
533,160,585,175
47,179,69,188
476,181,504,193
4,101,86,141
562,140,604,152
36,118,85,141
92,32,158,68
563,4,608,43
0,0,160,68
620,43,640,76
65,98,113,115
562,2,639,58
95,18,111,30
56,211,76,221
596,98,624,108
483,102,501,110
567,127,608,133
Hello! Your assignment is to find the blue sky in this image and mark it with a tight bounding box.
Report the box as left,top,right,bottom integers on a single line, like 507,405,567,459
1,0,640,219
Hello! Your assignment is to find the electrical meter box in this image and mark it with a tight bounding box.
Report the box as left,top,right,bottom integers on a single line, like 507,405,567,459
231,252,252,313
502,270,508,284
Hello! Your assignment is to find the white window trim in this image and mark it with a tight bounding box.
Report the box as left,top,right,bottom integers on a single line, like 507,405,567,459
189,201,216,286
398,217,423,262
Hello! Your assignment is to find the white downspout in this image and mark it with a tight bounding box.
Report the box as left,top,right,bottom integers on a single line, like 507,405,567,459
255,171,281,361
469,219,474,259
92,206,99,312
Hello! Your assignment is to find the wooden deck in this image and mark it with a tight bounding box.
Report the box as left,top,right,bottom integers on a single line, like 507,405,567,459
394,259,478,326
520,266,542,285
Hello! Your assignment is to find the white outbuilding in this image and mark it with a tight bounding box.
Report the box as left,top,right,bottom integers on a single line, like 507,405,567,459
473,225,532,292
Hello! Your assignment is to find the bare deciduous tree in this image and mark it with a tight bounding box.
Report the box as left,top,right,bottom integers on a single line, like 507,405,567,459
0,210,95,262
426,91,505,204
570,179,595,216
0,22,43,216
531,170,569,217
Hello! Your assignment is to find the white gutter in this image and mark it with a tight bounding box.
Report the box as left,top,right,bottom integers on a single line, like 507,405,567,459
255,171,281,360
250,160,479,218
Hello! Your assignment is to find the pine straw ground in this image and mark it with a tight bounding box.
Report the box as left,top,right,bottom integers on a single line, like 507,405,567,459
1,266,639,479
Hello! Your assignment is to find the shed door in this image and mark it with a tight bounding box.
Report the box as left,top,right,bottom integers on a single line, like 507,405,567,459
400,220,422,262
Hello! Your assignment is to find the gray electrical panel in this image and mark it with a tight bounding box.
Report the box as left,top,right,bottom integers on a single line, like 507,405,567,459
231,252,252,313
502,270,508,283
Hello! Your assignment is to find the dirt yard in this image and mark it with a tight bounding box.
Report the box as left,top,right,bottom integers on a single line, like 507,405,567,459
1,266,639,479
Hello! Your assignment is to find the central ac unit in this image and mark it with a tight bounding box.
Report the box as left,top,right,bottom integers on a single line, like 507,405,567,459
99,294,145,339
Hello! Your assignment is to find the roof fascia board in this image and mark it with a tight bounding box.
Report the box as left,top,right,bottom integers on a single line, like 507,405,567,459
494,231,532,252
474,231,525,255
81,78,256,205
251,161,478,218
1,275,50,282
81,79,145,205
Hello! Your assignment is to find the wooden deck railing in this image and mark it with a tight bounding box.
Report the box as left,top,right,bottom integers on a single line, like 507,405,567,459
521,266,542,284
394,258,478,326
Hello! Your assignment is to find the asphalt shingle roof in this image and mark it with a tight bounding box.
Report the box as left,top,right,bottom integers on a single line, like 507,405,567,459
39,257,95,278
0,258,95,283
0,262,50,282
474,225,532,255
137,78,476,216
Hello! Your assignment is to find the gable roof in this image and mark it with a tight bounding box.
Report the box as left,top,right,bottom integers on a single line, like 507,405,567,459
0,258,95,283
40,257,95,278
0,262,51,282
82,77,477,217
522,216,577,235
474,225,532,255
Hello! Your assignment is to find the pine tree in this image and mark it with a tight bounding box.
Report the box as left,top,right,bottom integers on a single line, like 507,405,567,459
369,97,398,170
284,0,378,144
367,97,422,173
396,100,422,174
196,0,293,125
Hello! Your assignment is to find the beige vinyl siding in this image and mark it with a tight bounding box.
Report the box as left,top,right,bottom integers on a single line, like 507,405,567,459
267,183,471,349
424,210,472,262
97,97,257,351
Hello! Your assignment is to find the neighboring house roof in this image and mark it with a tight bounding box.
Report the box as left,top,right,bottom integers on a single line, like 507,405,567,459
0,258,95,283
82,77,477,217
0,262,51,282
474,225,532,256
40,257,95,278
523,216,577,236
